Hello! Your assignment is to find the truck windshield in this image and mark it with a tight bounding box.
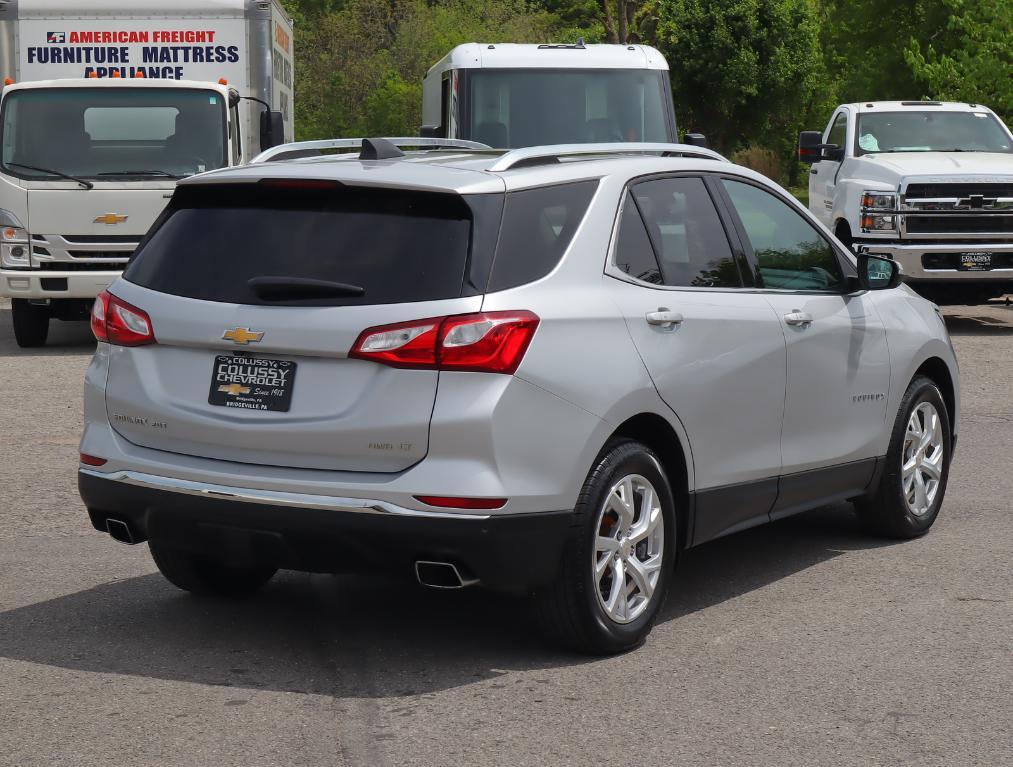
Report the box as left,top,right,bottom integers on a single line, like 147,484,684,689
466,69,671,148
0,87,228,181
856,111,1013,154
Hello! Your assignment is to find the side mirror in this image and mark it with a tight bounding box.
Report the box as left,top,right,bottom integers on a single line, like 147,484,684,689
419,124,439,139
798,130,822,163
857,253,902,290
259,110,285,152
683,132,709,149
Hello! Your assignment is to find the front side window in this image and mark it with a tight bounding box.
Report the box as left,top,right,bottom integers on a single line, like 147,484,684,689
722,179,844,292
628,177,741,289
1,87,227,180
467,69,670,148
826,112,848,149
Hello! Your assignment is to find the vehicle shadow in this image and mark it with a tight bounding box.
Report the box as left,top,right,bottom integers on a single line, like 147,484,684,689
0,304,96,357
943,308,1013,336
0,503,895,697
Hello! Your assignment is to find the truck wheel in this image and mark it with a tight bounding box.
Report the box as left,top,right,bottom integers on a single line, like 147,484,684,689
534,440,677,654
149,539,277,596
855,376,951,539
834,221,854,251
11,299,49,348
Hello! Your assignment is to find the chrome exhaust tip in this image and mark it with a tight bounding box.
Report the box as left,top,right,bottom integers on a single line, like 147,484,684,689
414,560,477,589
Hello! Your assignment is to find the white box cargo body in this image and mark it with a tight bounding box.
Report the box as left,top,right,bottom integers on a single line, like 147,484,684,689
0,0,294,347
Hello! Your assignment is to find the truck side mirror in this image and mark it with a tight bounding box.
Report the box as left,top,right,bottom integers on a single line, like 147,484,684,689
798,131,822,163
420,124,439,139
260,110,285,152
683,133,709,149
857,253,902,290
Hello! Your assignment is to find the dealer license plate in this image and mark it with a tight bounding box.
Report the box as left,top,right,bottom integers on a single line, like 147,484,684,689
957,252,992,271
208,355,297,412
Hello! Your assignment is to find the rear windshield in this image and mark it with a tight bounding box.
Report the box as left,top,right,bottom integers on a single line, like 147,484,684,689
126,184,487,307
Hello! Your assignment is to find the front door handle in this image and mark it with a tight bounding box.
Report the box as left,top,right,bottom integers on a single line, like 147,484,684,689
646,309,684,328
783,309,814,326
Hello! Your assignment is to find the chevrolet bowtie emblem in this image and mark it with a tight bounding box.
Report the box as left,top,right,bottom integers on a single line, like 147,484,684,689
94,213,128,225
218,383,251,396
223,327,264,345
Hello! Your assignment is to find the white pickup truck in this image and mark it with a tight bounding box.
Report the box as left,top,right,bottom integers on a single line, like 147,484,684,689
799,101,1013,304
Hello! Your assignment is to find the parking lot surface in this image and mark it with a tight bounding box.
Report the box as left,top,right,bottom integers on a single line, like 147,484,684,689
1,296,1011,766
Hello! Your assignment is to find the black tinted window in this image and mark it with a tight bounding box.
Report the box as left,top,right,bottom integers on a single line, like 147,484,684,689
827,112,848,147
614,195,662,284
631,177,740,288
488,180,598,292
722,179,844,292
126,185,479,306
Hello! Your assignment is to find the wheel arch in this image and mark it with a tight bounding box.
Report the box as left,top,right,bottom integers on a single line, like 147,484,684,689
605,412,692,549
912,356,957,439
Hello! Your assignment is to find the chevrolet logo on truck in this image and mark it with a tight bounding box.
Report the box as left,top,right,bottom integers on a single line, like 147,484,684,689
93,213,128,225
955,195,997,210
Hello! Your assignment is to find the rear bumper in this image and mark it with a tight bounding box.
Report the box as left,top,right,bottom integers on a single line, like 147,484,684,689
1,269,120,299
79,469,572,593
856,241,1013,283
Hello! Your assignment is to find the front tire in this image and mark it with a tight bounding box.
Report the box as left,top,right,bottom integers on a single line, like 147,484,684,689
534,440,677,654
149,539,277,596
11,299,49,348
855,376,951,538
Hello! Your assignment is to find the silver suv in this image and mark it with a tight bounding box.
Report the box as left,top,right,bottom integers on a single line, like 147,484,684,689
79,140,959,653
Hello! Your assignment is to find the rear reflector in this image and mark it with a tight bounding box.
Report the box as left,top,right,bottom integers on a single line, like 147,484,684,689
350,311,539,374
80,453,108,467
91,290,156,346
414,495,507,510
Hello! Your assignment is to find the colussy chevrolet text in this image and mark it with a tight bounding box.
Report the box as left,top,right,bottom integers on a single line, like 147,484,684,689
78,139,959,653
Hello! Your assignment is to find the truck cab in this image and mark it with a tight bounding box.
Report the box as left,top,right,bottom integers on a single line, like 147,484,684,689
421,43,679,148
0,77,254,345
800,101,1013,304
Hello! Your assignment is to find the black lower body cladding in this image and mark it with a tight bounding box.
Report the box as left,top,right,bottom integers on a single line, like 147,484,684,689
78,471,571,594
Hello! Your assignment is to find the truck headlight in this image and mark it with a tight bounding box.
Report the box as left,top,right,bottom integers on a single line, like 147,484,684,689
861,191,897,210
0,225,29,268
861,214,897,232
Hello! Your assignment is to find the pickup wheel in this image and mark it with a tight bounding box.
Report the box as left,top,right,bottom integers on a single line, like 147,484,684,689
855,376,951,538
149,539,277,596
11,299,49,348
834,221,854,251
534,440,677,654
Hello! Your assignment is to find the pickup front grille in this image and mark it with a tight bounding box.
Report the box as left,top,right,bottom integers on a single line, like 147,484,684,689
905,182,1013,199
906,215,1013,234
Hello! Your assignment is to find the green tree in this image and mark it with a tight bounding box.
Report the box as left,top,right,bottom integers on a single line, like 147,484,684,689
644,0,825,173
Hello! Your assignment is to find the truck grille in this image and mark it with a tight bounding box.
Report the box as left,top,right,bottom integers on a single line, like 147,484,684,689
905,182,1013,199
906,215,1013,234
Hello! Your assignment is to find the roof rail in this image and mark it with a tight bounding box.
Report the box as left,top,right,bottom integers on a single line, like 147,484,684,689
486,142,727,172
252,137,492,164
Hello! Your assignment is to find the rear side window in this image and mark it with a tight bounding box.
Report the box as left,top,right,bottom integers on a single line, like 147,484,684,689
126,185,484,306
631,177,741,288
614,194,662,284
487,180,598,292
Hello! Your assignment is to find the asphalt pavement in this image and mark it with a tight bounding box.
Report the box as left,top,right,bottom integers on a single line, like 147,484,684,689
0,297,1010,766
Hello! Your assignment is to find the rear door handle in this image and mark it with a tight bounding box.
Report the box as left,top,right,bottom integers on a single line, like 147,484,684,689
646,309,684,328
783,310,814,326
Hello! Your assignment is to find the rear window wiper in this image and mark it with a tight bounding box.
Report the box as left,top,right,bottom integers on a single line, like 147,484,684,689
247,276,366,302
7,162,94,189
98,170,183,179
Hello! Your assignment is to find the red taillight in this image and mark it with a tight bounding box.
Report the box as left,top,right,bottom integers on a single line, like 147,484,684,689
91,290,156,346
414,495,507,510
80,453,107,467
350,311,539,374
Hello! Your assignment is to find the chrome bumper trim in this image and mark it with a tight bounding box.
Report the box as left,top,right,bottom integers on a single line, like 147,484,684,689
858,242,1013,281
79,468,492,521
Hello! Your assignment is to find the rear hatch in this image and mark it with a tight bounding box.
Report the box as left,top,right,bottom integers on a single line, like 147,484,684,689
103,179,500,472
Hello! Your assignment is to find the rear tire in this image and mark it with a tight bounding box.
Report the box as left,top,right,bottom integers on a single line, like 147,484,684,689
11,299,49,348
149,539,277,596
855,376,951,538
534,440,677,654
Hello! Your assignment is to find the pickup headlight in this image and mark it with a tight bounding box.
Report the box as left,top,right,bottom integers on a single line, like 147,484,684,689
861,191,897,210
0,225,30,268
861,214,897,232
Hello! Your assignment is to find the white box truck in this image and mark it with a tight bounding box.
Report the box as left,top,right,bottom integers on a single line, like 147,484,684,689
0,0,294,346
421,42,703,149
